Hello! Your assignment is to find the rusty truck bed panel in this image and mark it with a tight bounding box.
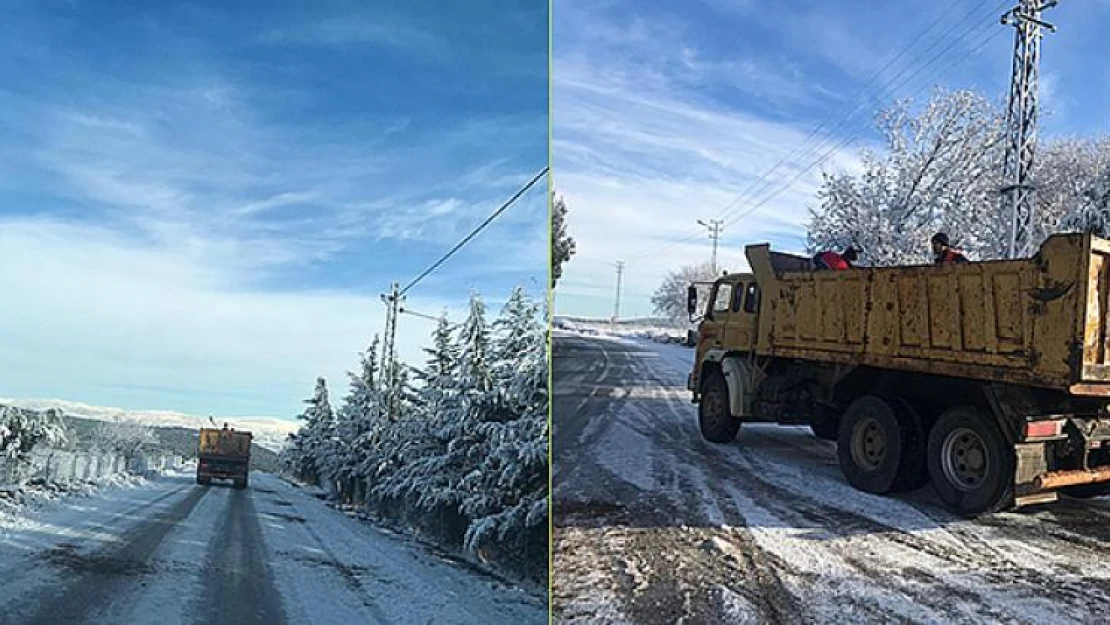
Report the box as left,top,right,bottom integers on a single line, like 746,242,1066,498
747,234,1110,394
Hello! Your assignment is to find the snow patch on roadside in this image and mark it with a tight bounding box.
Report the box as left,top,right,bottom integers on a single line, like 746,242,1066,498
0,472,152,534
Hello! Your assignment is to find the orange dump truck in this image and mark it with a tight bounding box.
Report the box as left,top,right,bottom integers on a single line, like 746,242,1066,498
197,425,252,488
688,233,1110,514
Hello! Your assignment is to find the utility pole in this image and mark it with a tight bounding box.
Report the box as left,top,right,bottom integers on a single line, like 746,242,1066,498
379,282,403,419
613,261,625,322
1000,0,1056,259
698,218,724,275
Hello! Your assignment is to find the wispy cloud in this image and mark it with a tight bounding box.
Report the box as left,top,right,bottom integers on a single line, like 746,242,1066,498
257,15,448,61
554,4,865,318
0,2,547,417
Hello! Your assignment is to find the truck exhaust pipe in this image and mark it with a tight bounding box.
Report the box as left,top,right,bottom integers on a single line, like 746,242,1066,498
1033,467,1110,490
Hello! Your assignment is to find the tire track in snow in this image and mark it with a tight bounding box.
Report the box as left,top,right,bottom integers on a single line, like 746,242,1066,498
197,486,286,625
17,485,209,625
554,334,1110,624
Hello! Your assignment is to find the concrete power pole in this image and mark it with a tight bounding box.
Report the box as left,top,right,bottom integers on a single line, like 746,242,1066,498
613,261,625,323
1001,0,1056,259
379,282,404,419
698,218,724,275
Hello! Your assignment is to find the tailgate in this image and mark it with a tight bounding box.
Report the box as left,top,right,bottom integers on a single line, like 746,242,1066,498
1080,237,1110,383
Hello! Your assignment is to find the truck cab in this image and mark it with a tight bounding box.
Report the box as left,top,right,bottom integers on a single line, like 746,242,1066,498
687,273,760,399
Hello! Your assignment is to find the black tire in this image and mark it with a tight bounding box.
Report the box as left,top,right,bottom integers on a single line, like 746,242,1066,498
927,406,1013,515
197,476,210,486
837,395,924,494
699,370,741,443
1060,483,1110,499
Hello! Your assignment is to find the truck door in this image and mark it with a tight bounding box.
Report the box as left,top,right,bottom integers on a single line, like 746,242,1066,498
698,280,735,358
720,281,759,351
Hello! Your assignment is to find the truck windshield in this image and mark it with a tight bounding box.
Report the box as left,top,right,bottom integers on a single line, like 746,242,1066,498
711,283,733,316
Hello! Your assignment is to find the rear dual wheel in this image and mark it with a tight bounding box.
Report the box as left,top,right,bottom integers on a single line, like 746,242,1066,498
926,406,1013,515
837,395,927,494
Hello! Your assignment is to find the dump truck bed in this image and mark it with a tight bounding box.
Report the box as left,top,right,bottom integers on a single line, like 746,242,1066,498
746,233,1110,396
198,428,252,458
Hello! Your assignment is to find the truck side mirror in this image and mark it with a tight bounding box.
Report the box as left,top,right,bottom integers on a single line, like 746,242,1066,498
687,285,698,316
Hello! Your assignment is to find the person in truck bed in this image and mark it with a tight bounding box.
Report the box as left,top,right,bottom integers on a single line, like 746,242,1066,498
931,232,969,264
813,246,859,270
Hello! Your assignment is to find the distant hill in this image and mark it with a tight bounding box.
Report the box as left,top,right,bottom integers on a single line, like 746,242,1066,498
0,397,298,452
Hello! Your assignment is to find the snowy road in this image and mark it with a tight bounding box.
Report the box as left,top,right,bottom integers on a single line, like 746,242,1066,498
552,331,1110,624
0,471,543,625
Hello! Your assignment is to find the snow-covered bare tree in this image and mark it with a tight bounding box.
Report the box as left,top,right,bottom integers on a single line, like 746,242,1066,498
652,261,718,321
809,89,1006,265
552,194,577,288
91,416,158,464
0,406,67,483
809,90,1110,262
1039,138,1110,238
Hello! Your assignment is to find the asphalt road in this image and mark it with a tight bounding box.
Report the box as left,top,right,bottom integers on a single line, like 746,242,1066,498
552,330,1110,625
0,471,544,625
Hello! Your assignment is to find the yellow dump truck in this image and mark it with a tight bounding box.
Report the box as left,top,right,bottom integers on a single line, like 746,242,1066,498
197,425,252,488
687,232,1110,514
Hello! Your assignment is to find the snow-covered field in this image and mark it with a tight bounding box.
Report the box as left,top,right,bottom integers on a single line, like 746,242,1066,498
0,470,545,624
553,316,693,345
0,397,298,452
553,330,1110,624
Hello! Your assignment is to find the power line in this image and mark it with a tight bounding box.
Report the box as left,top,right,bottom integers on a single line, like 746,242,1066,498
720,18,1010,233
625,0,1008,262
627,0,1009,262
397,166,548,297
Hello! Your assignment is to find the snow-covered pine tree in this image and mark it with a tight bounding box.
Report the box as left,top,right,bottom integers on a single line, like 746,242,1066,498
287,377,334,485
334,338,383,503
402,292,493,524
371,314,458,509
459,287,548,556
552,194,577,288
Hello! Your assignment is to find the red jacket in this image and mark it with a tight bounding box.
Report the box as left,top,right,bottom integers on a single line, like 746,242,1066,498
935,249,969,264
815,251,850,270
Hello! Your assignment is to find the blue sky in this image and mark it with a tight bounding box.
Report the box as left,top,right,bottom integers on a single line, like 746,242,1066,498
0,1,547,419
553,0,1110,318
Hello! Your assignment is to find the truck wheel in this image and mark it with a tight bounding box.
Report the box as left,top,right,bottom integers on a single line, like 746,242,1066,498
837,395,923,494
927,406,1013,515
699,371,740,443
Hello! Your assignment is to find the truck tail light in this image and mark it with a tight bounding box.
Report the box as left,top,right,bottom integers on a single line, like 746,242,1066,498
1025,420,1063,439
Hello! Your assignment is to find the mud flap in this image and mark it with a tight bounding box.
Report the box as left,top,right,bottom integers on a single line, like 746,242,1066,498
1013,442,1057,507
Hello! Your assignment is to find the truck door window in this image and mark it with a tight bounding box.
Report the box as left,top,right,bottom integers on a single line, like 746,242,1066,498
711,283,733,317
732,282,746,312
744,283,760,313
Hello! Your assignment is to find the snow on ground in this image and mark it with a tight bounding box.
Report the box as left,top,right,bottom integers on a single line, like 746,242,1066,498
553,331,1110,624
0,470,169,536
0,397,298,452
554,316,693,345
0,470,545,625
